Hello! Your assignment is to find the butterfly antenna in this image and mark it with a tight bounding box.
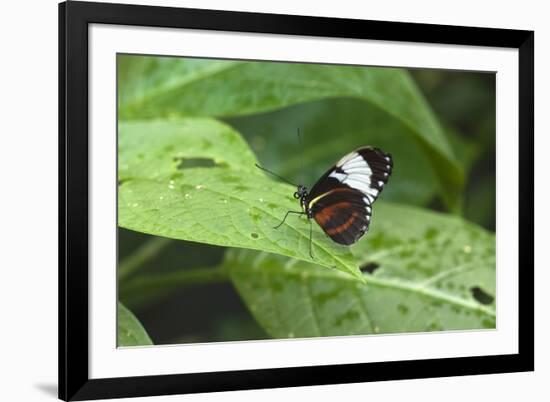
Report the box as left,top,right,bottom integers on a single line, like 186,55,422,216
255,163,297,186
297,128,305,185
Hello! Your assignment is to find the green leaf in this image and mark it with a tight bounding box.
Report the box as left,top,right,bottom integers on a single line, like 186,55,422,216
118,118,257,181
118,118,362,280
117,302,153,346
118,55,463,208
226,203,495,338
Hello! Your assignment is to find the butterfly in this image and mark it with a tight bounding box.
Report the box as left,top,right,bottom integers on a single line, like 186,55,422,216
256,146,393,257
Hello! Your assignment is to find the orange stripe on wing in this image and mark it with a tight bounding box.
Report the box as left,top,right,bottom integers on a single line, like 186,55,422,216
325,212,359,235
314,202,356,234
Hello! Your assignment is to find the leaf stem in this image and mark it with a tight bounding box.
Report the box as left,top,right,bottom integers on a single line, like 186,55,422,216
118,237,173,281
120,266,229,296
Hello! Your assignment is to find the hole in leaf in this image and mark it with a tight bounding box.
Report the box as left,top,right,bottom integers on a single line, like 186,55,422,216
470,286,494,305
360,262,380,274
250,233,259,239
175,157,217,170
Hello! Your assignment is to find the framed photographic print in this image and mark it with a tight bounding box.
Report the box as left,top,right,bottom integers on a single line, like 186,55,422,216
59,1,534,400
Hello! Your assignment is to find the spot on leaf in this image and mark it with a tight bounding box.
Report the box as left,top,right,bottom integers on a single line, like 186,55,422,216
360,262,380,274
334,310,360,327
424,227,439,239
175,157,217,169
314,288,341,306
397,303,409,315
470,286,494,305
170,172,183,180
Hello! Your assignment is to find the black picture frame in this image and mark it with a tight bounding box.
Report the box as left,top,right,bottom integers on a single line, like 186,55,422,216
59,1,534,400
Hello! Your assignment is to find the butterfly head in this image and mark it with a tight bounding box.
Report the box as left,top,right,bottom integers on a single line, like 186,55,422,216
294,184,310,214
294,184,308,200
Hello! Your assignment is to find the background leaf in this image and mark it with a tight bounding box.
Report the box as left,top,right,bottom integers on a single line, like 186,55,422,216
227,98,440,206
227,203,495,338
118,55,463,208
118,302,153,346
118,118,362,280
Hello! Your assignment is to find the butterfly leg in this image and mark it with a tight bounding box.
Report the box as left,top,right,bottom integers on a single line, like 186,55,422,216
309,219,314,259
273,211,305,229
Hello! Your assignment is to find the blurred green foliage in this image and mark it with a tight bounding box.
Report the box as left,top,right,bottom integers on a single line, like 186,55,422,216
117,55,496,346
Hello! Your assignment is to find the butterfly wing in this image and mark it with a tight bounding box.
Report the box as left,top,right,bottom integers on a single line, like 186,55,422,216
307,147,392,245
309,187,371,245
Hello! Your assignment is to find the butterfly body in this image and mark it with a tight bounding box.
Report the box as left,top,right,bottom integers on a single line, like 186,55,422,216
295,147,393,245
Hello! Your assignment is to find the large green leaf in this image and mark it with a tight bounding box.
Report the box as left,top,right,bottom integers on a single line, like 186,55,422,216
227,203,495,338
118,118,362,280
117,302,153,346
118,55,463,207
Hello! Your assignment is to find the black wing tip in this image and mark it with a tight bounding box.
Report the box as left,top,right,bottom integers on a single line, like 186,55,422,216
357,146,393,167
355,146,393,180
